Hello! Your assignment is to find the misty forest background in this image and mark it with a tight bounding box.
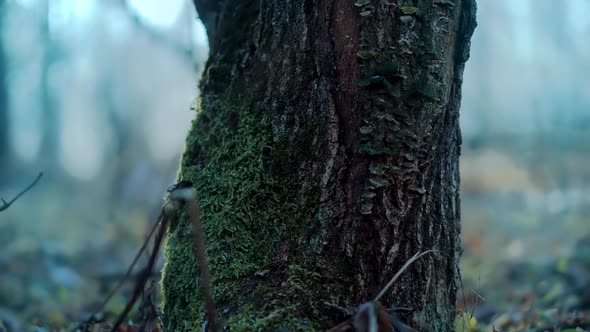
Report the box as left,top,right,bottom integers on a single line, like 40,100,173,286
0,0,589,330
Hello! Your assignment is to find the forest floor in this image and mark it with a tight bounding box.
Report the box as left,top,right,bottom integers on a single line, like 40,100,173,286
1,233,588,332
1,202,588,332
458,221,590,331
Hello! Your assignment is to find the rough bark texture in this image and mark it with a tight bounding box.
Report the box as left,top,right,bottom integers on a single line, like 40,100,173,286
162,0,476,331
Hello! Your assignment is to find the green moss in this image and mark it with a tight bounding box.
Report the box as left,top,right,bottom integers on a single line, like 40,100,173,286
224,265,327,331
160,92,331,330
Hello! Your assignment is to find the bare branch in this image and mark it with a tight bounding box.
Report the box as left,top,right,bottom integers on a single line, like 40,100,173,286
89,207,166,320
110,208,169,332
0,172,43,212
78,205,168,332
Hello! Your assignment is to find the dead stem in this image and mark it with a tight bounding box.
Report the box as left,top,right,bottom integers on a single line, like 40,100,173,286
0,172,43,212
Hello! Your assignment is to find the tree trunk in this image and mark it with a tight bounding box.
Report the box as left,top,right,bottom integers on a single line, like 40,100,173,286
38,0,59,168
162,1,476,331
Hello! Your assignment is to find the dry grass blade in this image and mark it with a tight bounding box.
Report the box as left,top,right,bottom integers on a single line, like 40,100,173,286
374,250,437,302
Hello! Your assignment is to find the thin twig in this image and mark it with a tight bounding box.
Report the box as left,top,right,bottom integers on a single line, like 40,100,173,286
0,172,43,212
136,280,158,332
327,250,437,332
325,319,353,332
436,250,469,320
169,186,218,332
374,250,437,302
86,206,166,326
110,209,169,332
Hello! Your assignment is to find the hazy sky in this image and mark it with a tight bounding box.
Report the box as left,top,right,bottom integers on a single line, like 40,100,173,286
4,0,590,179
13,0,589,56
14,0,208,42
16,0,181,25
503,0,589,58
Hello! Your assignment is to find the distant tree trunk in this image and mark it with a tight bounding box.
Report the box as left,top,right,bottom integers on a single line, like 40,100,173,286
38,0,59,168
0,0,8,175
162,1,476,331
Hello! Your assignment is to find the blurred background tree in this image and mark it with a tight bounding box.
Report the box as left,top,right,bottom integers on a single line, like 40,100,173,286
0,0,8,179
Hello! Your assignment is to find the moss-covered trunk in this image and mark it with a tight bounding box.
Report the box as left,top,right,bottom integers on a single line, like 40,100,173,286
162,0,476,330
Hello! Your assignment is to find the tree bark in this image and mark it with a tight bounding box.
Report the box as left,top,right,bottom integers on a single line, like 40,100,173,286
162,1,476,331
